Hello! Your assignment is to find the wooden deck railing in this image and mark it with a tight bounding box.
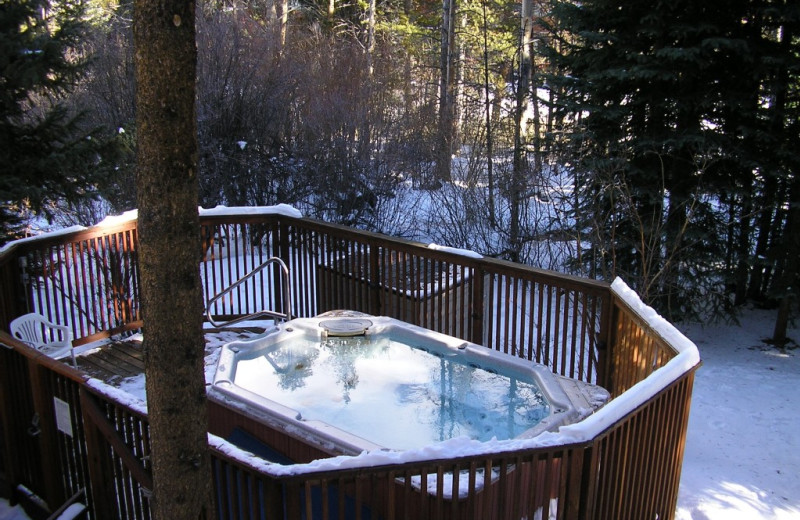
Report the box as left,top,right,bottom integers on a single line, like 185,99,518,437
0,208,700,519
1,220,142,346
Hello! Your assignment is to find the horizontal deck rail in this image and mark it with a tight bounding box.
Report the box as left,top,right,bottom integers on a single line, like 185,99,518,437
0,207,700,519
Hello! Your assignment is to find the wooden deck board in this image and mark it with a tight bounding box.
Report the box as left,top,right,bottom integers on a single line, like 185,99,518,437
99,344,143,370
72,327,262,384
112,341,144,360
76,340,144,383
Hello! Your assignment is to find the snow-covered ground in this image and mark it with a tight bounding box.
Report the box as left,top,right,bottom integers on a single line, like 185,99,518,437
2,308,799,519
675,308,800,520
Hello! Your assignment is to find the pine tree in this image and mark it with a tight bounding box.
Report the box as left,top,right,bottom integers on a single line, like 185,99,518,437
0,0,99,244
545,0,764,319
762,2,800,344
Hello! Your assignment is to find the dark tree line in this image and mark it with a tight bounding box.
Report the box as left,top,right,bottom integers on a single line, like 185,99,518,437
3,0,800,336
3,0,546,245
0,0,107,243
543,0,800,337
73,0,451,236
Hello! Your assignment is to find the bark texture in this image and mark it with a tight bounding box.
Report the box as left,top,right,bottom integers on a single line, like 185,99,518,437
133,0,212,518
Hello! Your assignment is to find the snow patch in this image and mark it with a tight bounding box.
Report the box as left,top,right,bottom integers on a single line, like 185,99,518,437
199,204,302,219
96,209,139,228
0,225,87,254
52,503,86,520
117,374,146,402
86,378,148,415
0,501,29,520
427,243,483,259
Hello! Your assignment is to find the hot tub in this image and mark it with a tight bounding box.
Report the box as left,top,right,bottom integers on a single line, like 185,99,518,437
210,314,609,455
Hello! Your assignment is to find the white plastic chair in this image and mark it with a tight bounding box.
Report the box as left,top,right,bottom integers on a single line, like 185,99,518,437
9,313,76,366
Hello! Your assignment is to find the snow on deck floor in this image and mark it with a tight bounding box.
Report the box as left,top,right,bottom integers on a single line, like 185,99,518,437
3,311,799,519
0,503,27,520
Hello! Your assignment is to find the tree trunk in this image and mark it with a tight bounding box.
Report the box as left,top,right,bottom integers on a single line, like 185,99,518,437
268,0,288,58
526,1,543,177
403,0,413,111
436,0,457,184
133,0,212,518
733,192,752,306
772,179,799,346
748,175,777,301
481,0,495,227
278,0,287,50
358,0,375,163
366,0,375,76
769,21,796,345
509,0,534,262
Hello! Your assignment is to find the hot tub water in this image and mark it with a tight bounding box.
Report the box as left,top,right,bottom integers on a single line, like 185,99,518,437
232,332,551,450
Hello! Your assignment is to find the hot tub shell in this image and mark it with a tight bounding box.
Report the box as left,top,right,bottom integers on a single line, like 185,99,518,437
210,315,609,457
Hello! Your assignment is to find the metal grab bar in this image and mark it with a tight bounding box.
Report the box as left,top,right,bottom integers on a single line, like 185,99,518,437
205,257,292,328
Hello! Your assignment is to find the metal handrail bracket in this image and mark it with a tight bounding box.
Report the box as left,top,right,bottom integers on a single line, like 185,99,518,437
205,257,292,329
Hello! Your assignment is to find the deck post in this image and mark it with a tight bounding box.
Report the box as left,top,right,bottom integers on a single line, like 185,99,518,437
0,252,28,332
0,345,19,499
595,290,615,390
369,242,381,316
470,266,485,346
79,388,121,519
27,361,66,510
277,220,291,318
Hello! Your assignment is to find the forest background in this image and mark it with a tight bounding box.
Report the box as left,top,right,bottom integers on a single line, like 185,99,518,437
2,0,799,338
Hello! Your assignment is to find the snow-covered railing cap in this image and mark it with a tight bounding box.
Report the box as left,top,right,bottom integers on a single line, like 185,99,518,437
199,204,302,219
0,225,87,255
427,243,483,259
86,378,148,416
0,205,304,254
550,278,701,443
95,209,139,228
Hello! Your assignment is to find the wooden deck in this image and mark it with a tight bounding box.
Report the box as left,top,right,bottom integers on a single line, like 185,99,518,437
0,211,700,520
74,327,267,384
76,339,145,383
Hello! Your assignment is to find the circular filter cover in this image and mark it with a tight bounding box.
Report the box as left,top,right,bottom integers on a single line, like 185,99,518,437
319,318,373,337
